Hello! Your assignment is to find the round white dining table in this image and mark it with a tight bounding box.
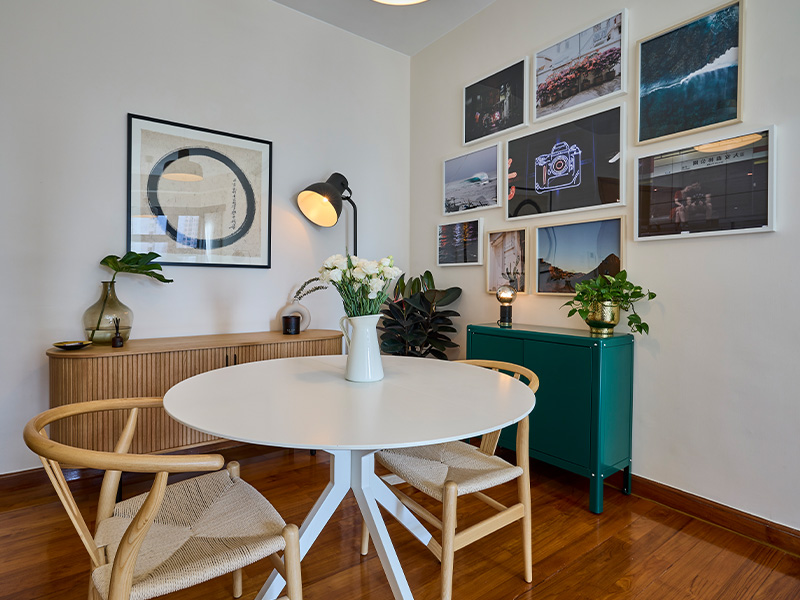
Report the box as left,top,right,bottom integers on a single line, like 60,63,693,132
164,354,535,600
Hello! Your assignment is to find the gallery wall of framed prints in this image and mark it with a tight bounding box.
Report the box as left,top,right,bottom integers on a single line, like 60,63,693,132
437,0,773,295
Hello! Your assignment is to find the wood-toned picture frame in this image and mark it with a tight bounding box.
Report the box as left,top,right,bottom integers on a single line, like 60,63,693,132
128,114,272,268
534,10,627,122
463,57,529,146
486,228,528,294
507,105,623,221
437,218,484,267
635,127,774,241
534,216,623,295
443,144,501,215
636,1,743,144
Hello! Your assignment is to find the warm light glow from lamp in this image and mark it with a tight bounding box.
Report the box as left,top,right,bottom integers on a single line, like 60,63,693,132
694,133,762,154
297,172,358,254
496,285,517,328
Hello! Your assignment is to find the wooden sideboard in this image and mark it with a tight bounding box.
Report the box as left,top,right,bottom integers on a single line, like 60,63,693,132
47,329,343,453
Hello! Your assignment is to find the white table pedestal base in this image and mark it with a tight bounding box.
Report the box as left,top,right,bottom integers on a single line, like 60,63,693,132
256,450,433,600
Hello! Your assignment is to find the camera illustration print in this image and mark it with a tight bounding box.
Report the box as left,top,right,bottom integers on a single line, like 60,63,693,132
507,106,621,219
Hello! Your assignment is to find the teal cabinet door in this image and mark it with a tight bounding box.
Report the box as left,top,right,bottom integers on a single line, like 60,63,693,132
466,323,634,513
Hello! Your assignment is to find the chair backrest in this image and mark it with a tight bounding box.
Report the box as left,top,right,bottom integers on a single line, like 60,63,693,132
23,397,225,595
456,359,539,456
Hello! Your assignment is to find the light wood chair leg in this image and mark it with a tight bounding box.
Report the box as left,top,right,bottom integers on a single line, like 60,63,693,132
283,524,303,600
440,481,458,600
517,415,532,583
88,578,101,600
233,568,243,598
360,517,370,555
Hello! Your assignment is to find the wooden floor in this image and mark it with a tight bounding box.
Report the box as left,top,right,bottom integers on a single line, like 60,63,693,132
2,444,799,600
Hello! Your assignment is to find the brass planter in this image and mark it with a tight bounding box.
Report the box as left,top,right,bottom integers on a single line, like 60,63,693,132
584,301,620,337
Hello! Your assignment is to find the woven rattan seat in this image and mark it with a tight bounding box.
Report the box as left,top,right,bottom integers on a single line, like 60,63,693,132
93,470,287,600
23,397,302,600
377,441,523,501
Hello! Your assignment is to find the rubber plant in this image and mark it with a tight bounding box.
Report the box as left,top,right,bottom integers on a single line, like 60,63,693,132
378,271,462,359
88,251,173,341
561,270,656,334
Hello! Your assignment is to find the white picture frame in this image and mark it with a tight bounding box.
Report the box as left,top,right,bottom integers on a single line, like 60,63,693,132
437,218,484,267
533,9,627,122
463,57,529,146
486,227,528,294
634,126,775,241
443,144,502,215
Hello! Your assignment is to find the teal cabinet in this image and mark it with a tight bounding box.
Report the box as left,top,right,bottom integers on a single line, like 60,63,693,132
466,323,633,513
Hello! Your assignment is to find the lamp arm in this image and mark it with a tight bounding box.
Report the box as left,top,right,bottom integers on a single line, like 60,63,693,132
343,194,357,256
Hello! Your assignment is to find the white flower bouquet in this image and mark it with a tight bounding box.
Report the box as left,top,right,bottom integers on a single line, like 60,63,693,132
319,254,403,317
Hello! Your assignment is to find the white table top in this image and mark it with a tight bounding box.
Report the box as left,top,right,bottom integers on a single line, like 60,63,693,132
164,355,535,451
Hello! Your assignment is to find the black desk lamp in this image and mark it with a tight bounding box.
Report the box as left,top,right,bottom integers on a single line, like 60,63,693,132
297,172,358,255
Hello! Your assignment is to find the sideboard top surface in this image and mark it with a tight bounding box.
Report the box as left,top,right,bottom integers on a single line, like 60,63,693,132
46,329,343,358
468,323,633,346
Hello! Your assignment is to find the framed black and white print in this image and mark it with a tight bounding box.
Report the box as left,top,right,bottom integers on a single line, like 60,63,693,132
486,228,527,294
637,1,742,144
437,218,483,267
534,10,626,121
535,217,623,295
507,106,622,220
128,114,272,268
464,58,528,145
443,144,501,215
636,127,774,240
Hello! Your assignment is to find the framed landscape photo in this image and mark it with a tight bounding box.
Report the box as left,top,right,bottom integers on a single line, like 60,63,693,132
128,114,272,268
535,10,626,121
486,228,527,294
636,127,774,241
507,105,623,220
637,1,742,144
535,217,623,295
443,144,501,215
437,218,483,267
464,58,528,145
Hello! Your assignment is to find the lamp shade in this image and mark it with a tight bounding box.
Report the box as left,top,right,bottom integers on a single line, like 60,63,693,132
162,158,203,182
297,173,349,228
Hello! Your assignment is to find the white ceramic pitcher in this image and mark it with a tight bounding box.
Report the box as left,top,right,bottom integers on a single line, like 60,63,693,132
339,314,384,382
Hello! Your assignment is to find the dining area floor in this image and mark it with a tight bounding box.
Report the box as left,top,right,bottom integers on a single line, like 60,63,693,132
2,443,799,600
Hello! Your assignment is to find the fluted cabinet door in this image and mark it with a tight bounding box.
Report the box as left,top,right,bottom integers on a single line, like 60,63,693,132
47,330,343,453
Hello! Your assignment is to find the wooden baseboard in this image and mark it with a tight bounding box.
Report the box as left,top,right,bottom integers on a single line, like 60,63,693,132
606,471,800,556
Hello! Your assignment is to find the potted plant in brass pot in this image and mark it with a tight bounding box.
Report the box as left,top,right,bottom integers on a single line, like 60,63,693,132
562,270,656,337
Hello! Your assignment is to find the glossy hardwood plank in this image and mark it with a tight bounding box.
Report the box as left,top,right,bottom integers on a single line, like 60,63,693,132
2,447,799,600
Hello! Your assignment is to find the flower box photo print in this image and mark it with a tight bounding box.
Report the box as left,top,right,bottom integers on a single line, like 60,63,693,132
128,114,272,267
637,1,742,144
534,11,626,121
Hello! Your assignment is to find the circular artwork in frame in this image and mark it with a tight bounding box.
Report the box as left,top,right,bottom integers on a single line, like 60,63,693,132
128,114,272,268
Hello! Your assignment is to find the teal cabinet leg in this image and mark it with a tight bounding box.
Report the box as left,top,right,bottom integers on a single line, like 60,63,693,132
623,466,632,495
589,474,603,514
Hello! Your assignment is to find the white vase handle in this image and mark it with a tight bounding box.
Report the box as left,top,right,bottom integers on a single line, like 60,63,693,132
339,316,350,348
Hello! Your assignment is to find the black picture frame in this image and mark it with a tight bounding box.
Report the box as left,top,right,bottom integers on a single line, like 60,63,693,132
506,106,623,220
127,114,272,268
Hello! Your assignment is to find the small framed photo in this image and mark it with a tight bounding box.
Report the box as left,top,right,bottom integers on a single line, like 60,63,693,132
486,228,528,294
128,114,272,268
535,217,623,295
637,1,742,144
534,10,626,122
635,127,774,241
507,105,623,220
437,218,484,267
464,58,528,146
444,144,501,215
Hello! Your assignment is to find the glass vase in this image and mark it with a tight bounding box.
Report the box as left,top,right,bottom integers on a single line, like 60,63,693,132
82,281,133,344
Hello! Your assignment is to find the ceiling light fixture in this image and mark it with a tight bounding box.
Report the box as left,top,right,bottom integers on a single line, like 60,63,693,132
694,133,762,154
372,0,428,5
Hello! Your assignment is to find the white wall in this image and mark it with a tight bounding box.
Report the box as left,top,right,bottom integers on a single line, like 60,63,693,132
410,0,800,529
0,0,410,473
